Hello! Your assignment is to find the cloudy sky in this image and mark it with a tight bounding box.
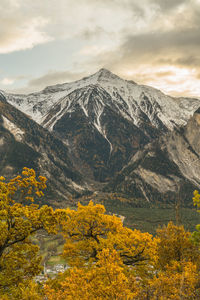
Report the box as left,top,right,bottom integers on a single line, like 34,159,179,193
0,0,200,97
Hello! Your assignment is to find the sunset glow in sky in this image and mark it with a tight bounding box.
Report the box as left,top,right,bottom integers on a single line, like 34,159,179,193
0,0,200,98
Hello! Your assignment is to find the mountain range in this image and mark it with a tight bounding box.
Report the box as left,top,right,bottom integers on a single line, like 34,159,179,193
1,69,200,207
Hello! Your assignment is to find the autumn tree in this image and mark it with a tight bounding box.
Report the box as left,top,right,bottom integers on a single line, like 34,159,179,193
45,249,140,300
144,222,200,299
0,168,57,298
191,190,200,245
154,221,200,270
56,201,156,271
45,201,157,299
148,261,199,299
3,170,200,300
44,200,200,299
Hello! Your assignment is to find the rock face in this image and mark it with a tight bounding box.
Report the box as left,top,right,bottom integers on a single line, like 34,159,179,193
2,69,200,205
5,69,200,183
105,109,200,206
43,85,155,181
0,97,87,205
0,91,7,103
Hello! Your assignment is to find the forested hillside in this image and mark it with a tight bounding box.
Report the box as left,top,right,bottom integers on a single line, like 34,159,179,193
1,169,200,299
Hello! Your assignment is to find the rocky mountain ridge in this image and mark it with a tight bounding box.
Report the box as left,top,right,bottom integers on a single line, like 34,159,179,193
0,96,89,205
5,69,200,130
1,69,200,205
105,108,200,206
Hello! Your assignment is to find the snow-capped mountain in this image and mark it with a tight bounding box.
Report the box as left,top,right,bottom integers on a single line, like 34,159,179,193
6,69,200,130
2,69,200,204
0,96,88,205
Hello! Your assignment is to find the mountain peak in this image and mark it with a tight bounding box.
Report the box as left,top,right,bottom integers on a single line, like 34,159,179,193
95,69,137,85
97,68,112,75
95,68,121,81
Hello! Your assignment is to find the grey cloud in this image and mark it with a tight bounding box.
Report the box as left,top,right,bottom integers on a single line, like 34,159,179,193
86,0,187,15
9,70,87,94
28,70,87,89
85,0,200,70
150,0,187,11
104,25,200,72
81,26,107,40
175,56,200,66
124,28,200,55
2,0,200,98
81,0,147,17
156,56,200,67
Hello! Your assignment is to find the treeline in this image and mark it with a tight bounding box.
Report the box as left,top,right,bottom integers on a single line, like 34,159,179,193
1,168,200,299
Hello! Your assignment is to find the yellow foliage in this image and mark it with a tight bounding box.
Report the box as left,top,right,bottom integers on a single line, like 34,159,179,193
0,168,57,298
155,222,200,270
193,190,200,211
192,190,200,246
45,201,159,299
139,222,200,299
45,249,140,300
5,280,43,300
148,261,200,299
2,172,200,300
56,201,156,275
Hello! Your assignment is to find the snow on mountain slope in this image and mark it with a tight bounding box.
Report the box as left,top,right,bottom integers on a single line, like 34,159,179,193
5,69,200,134
0,97,88,203
3,69,200,202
